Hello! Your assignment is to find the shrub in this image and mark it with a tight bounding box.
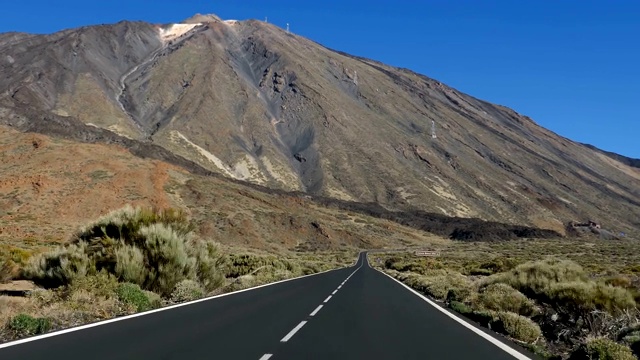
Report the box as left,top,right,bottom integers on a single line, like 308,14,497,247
547,281,636,314
115,245,146,286
68,271,119,299
421,272,473,301
189,241,226,292
449,301,473,314
76,206,193,246
495,311,542,344
7,314,51,337
385,257,444,274
23,243,92,288
170,280,204,303
140,224,196,296
479,283,537,316
20,206,228,299
115,283,152,312
569,337,636,360
0,259,18,282
483,258,587,296
144,291,162,309
466,257,520,275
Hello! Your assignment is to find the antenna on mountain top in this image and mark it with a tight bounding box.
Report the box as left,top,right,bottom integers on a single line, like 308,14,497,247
286,23,290,34
265,16,268,23
431,120,437,139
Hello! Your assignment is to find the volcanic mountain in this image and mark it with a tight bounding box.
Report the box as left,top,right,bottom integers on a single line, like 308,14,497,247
1,14,638,235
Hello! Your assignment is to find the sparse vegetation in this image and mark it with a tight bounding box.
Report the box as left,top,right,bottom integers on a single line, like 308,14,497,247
170,280,204,303
372,244,640,359
0,205,355,344
115,283,158,312
570,337,636,360
7,314,51,338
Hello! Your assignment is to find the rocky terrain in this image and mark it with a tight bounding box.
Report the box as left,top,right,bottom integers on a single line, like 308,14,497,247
0,14,638,238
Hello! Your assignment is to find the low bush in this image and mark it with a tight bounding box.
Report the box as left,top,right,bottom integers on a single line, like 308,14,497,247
483,258,587,296
465,257,520,276
22,243,92,288
114,245,146,286
494,311,541,344
546,281,636,314
115,283,153,312
569,337,636,360
478,283,537,316
7,314,51,337
170,280,204,303
21,206,226,297
449,301,472,314
189,241,226,292
144,290,162,309
483,259,636,315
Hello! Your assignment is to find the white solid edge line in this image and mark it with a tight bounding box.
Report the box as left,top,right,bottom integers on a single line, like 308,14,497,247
259,354,273,360
376,269,532,360
323,295,332,303
310,304,324,317
280,321,307,342
0,266,349,350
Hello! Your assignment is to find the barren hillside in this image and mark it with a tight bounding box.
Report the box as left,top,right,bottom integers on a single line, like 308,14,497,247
1,15,638,235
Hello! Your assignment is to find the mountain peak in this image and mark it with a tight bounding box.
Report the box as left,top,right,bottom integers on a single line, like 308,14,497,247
183,13,222,24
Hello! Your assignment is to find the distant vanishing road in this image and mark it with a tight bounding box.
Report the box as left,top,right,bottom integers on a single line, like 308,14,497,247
0,253,536,360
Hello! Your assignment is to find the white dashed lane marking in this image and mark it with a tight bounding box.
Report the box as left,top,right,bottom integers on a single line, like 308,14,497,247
310,305,324,317
263,254,366,358
280,321,307,343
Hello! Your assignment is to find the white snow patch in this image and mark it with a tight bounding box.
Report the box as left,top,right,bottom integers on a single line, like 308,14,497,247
6,55,14,64
159,23,201,42
224,20,239,25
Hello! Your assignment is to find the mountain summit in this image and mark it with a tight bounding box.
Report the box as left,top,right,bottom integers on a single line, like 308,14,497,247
1,15,638,234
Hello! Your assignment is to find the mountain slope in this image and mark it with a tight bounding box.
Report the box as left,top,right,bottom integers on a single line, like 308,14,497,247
1,15,638,235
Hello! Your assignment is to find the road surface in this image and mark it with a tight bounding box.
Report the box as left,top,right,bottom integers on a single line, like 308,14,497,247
0,253,535,359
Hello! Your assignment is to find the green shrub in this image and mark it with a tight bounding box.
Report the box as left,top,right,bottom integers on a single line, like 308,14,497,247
139,223,196,296
449,301,473,314
466,257,520,276
189,241,226,292
483,258,587,296
7,314,51,337
479,283,537,316
76,206,194,246
494,311,541,344
547,281,636,314
144,290,162,309
115,283,152,312
569,337,636,360
170,280,204,303
415,272,473,301
385,257,444,274
482,259,635,315
68,271,119,299
23,243,93,288
226,254,300,278
115,245,146,286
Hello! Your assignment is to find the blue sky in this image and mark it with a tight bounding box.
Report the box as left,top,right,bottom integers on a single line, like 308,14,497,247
2,1,639,158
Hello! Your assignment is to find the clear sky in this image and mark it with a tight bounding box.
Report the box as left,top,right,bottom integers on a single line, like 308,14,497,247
2,1,639,158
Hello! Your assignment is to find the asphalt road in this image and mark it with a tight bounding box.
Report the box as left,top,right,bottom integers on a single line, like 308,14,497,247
0,253,535,360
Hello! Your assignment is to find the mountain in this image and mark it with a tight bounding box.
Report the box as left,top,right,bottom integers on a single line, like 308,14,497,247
1,15,639,236
581,143,640,169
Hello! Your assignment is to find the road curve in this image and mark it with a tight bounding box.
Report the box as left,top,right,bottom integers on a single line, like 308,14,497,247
0,253,536,360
